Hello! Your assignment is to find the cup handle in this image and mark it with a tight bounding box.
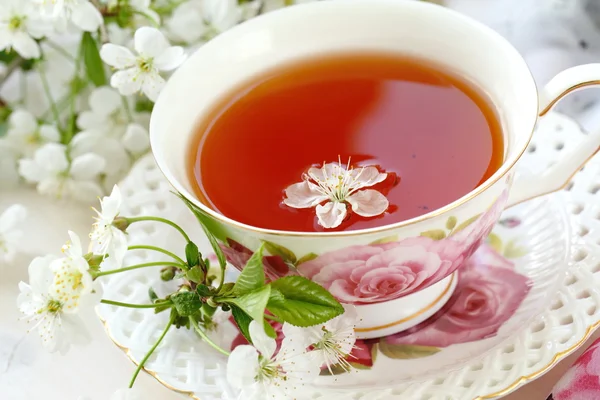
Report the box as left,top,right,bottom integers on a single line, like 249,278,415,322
506,64,600,207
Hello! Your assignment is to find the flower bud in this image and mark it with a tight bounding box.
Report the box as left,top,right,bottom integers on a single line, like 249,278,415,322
84,253,105,268
160,266,176,281
112,216,130,232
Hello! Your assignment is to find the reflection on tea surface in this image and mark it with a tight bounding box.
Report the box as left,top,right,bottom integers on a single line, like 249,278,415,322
189,53,503,232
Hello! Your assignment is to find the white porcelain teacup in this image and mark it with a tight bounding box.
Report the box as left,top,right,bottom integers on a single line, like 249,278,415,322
150,0,600,339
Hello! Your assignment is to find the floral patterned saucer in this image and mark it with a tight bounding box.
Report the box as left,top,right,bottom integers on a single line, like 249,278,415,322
98,112,600,399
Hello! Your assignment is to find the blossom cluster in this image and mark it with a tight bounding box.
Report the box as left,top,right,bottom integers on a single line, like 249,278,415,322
13,185,357,399
0,0,318,201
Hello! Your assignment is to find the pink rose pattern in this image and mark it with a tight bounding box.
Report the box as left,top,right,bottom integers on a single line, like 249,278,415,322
550,338,600,400
383,243,530,347
297,190,509,305
227,242,530,373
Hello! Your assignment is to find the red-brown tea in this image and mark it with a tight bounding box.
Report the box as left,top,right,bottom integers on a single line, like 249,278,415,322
189,53,503,232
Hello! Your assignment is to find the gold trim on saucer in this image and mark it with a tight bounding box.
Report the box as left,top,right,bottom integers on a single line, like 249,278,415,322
98,302,600,400
355,274,455,333
476,320,600,399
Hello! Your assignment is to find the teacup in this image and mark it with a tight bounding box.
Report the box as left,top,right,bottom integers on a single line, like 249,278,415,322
150,0,600,339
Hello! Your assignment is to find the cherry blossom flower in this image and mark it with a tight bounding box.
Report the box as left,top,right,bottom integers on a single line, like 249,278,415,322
166,0,242,44
17,255,93,354
100,27,186,101
89,185,128,269
34,0,103,32
0,0,49,59
0,204,27,263
50,231,95,311
283,160,389,229
227,321,320,400
5,109,60,157
18,143,106,202
283,305,358,373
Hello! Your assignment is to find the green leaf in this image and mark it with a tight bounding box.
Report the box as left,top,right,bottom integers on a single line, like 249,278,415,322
369,235,399,245
201,303,217,318
171,291,203,317
227,285,271,323
377,342,440,359
218,282,235,296
233,244,265,295
231,305,252,343
263,241,297,264
81,32,106,86
267,276,344,327
486,232,503,254
264,320,277,339
446,216,458,230
148,287,158,302
197,284,212,296
176,194,228,271
504,239,528,259
296,252,318,265
420,229,446,240
452,215,480,234
186,266,205,284
185,241,200,267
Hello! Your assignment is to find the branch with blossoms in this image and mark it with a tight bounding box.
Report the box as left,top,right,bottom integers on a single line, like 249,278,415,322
17,186,358,399
0,0,318,199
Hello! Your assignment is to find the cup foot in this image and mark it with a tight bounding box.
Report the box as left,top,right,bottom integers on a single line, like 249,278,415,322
353,272,458,339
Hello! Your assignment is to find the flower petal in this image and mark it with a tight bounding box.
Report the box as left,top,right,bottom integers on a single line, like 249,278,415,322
88,86,121,116
39,125,60,142
140,72,165,102
283,181,327,209
350,166,387,189
100,44,136,69
65,230,84,258
122,123,150,154
316,201,347,229
0,204,27,232
134,27,169,58
101,185,123,220
8,109,37,136
70,153,106,181
347,189,389,217
110,68,142,96
227,345,260,389
18,158,46,183
34,143,69,173
308,163,344,184
249,320,276,359
153,46,186,72
11,31,41,59
27,254,57,295
70,1,103,32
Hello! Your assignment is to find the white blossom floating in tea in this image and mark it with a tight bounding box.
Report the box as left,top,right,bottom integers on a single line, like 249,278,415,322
283,159,389,229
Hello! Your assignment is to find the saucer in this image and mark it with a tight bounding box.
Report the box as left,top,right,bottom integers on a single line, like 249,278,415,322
97,111,600,399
